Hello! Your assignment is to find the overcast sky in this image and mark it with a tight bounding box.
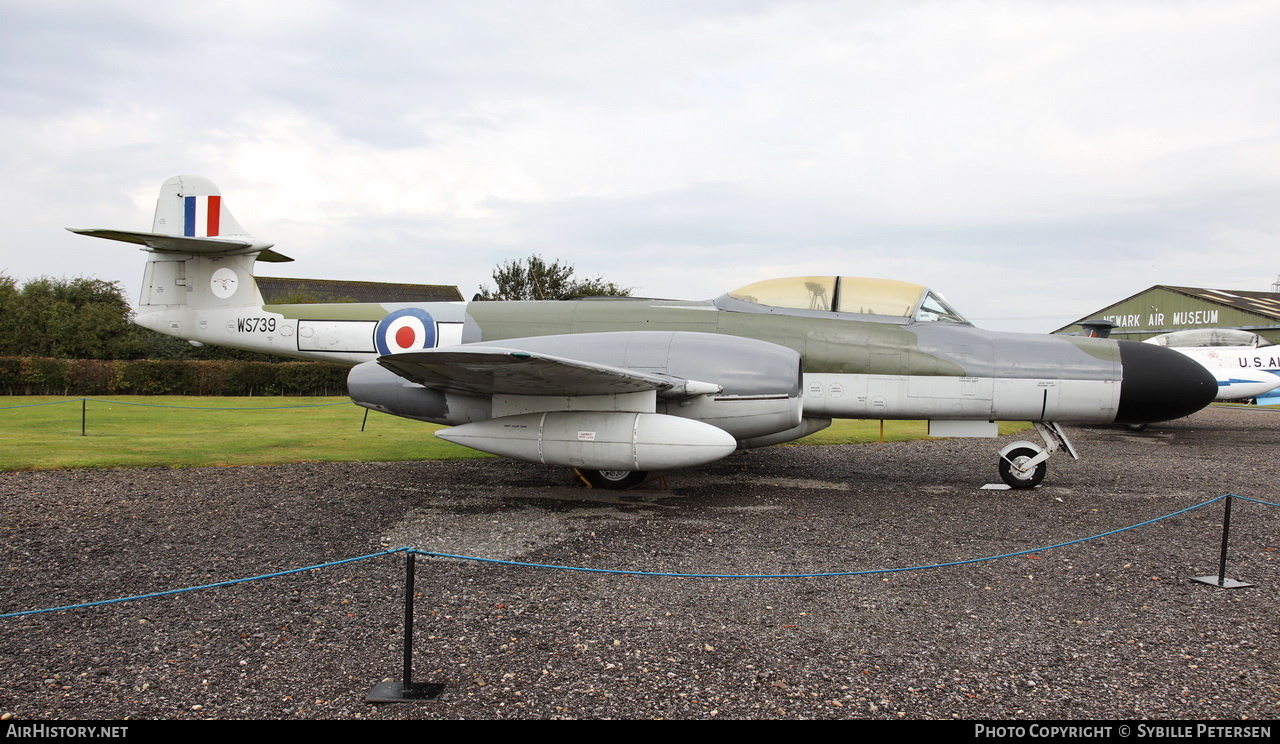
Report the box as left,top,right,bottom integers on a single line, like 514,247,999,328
3,0,1278,333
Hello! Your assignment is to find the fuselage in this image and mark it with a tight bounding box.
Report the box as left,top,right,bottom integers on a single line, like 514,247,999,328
135,291,1213,427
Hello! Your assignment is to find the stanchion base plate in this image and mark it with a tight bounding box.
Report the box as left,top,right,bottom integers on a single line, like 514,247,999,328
1190,575,1254,589
366,680,446,703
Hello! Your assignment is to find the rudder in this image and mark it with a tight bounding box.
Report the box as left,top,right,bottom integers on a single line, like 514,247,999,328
151,175,253,239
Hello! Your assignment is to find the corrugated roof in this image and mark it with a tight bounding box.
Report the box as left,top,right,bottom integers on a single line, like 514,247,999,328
1163,285,1280,321
1053,284,1280,336
258,277,463,304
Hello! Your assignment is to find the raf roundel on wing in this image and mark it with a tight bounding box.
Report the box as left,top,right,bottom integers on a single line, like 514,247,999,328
375,308,436,355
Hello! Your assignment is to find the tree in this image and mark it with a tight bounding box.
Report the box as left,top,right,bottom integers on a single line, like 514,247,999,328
475,255,632,301
0,275,135,359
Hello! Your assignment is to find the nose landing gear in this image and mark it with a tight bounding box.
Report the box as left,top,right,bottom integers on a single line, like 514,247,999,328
996,422,1078,489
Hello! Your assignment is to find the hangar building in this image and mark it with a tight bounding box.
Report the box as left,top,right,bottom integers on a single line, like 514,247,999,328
1055,284,1280,344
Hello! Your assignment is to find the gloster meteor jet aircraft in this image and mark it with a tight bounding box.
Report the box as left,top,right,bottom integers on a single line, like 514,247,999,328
71,176,1216,488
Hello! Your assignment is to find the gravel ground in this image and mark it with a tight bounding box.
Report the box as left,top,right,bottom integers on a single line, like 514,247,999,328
1,406,1277,720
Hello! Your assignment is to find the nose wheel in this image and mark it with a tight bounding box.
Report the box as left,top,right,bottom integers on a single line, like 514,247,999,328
998,446,1047,488
996,423,1078,489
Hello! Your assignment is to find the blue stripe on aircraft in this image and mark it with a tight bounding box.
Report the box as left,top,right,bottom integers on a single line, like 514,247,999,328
183,196,195,236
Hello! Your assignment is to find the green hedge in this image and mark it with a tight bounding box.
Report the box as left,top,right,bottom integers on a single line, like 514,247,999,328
0,357,350,396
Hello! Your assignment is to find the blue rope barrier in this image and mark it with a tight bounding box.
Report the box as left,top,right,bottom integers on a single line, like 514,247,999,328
0,397,352,411
410,494,1239,578
9,494,1271,619
83,398,353,410
0,399,86,410
0,548,409,619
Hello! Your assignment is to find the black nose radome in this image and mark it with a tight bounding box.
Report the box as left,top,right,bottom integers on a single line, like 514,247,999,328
1116,341,1218,424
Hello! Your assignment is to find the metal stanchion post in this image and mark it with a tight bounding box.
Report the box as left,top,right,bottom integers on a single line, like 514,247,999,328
367,552,445,702
1191,495,1254,589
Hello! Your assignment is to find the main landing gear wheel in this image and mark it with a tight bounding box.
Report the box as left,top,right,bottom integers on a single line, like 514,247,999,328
1124,423,1149,432
998,446,1046,489
581,469,649,490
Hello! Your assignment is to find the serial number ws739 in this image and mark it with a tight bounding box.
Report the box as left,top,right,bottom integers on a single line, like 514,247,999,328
236,317,277,333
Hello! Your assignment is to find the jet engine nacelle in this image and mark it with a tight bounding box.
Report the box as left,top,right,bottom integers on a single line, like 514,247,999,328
347,362,492,424
657,389,804,441
462,330,805,442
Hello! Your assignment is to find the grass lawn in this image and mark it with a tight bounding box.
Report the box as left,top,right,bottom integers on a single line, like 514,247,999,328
0,396,1030,471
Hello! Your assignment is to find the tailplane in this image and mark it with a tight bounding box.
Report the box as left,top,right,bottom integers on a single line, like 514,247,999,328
67,175,292,263
68,175,291,310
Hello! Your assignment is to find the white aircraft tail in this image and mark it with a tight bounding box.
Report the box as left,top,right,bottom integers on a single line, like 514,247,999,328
68,175,292,309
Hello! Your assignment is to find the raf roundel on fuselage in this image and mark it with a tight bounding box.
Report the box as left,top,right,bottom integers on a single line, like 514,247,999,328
725,276,969,323
375,308,437,355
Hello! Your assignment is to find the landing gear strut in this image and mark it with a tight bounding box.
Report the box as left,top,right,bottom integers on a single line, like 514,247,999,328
996,422,1078,489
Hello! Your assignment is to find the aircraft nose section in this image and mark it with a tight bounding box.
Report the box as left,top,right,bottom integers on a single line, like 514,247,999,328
1115,341,1217,423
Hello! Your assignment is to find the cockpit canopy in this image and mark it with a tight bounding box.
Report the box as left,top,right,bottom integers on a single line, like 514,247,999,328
1145,329,1274,348
725,276,969,324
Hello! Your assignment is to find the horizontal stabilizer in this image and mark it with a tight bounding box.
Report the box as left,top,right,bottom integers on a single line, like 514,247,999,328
66,228,293,263
379,347,687,398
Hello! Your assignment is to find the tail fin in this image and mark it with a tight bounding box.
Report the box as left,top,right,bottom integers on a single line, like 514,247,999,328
151,174,253,239
68,175,292,310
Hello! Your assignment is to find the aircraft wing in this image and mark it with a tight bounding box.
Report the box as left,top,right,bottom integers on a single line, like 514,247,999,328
66,228,294,263
378,347,720,398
